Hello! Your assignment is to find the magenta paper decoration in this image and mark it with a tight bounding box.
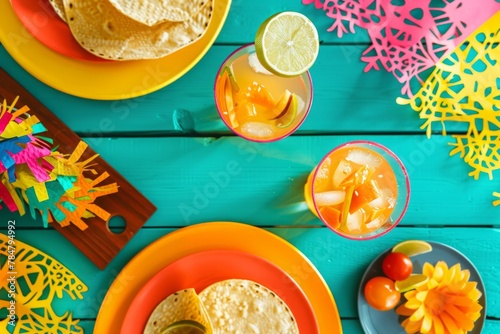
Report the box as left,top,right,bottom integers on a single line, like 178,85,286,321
303,0,500,96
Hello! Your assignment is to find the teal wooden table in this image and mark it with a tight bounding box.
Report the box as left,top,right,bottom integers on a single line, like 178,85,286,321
1,1,499,333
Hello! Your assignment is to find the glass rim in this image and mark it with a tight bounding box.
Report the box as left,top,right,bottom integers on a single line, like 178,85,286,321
311,140,411,240
213,43,314,143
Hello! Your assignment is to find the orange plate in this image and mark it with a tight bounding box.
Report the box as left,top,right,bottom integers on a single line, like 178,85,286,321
10,0,106,62
94,222,342,334
122,249,318,333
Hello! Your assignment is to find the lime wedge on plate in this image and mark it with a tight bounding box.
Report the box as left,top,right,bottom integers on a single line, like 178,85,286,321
162,320,207,334
392,240,433,257
395,274,429,293
255,11,319,77
145,288,213,334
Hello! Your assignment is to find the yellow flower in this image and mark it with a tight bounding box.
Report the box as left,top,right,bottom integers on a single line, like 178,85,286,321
396,261,483,334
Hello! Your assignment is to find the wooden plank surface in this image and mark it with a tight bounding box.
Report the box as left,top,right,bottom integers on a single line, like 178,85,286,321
2,43,464,136
76,319,500,334
6,136,500,229
1,0,499,333
5,227,500,326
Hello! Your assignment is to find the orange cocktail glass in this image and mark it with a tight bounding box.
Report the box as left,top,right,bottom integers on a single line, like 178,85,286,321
214,43,313,142
304,141,410,240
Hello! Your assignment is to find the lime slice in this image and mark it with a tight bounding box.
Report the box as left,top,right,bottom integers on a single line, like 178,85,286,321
392,240,433,257
395,274,429,292
162,320,207,334
145,288,213,334
255,11,319,77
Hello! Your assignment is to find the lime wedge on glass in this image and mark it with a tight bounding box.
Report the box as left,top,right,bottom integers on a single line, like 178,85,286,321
255,11,319,77
161,320,207,334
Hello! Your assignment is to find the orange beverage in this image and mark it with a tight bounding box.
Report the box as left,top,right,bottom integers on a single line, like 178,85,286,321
214,43,312,142
305,141,410,239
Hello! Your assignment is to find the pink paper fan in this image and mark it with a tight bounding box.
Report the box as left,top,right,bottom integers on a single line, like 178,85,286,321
304,0,500,95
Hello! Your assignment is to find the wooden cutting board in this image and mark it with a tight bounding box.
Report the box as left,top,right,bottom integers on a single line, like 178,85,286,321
0,68,157,269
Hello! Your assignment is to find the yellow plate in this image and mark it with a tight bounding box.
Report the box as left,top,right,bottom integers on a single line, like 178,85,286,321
94,222,343,334
0,0,231,100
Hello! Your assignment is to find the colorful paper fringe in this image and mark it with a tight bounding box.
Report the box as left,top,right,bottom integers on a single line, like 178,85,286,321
398,11,500,180
0,97,118,229
303,0,500,96
0,233,88,333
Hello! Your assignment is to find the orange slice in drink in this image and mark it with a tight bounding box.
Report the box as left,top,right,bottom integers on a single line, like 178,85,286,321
268,90,292,118
257,89,297,128
246,82,275,107
274,94,297,128
319,206,341,229
350,179,382,214
339,185,355,232
216,67,240,128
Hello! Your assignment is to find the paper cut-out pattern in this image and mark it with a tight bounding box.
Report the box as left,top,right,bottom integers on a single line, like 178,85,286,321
0,233,88,333
303,0,500,96
397,11,500,181
0,97,119,229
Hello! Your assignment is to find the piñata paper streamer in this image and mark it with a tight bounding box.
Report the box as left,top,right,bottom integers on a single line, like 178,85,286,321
0,233,88,333
397,10,500,201
0,97,118,229
303,0,500,96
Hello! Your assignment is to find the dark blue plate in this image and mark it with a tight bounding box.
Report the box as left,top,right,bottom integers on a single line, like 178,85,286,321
358,241,486,334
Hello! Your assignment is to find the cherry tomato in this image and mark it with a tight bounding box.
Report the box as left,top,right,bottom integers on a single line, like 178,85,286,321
364,276,401,311
382,252,413,281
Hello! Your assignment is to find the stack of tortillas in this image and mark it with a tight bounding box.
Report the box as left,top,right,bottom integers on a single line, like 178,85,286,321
144,279,299,334
49,0,213,60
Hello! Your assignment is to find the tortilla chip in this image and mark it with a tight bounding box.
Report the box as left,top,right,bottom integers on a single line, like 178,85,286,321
63,0,213,60
49,0,67,22
199,279,299,333
108,0,208,26
144,288,212,334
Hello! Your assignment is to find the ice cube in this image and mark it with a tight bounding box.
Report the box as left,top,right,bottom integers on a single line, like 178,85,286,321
240,121,275,139
346,210,364,232
368,188,396,209
296,94,306,115
333,159,353,187
367,196,386,210
365,214,387,230
316,157,331,179
314,190,345,206
346,149,382,167
248,53,273,75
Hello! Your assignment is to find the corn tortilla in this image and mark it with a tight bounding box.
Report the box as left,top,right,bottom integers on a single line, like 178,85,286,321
49,0,67,22
108,0,208,26
199,279,299,333
63,0,213,60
